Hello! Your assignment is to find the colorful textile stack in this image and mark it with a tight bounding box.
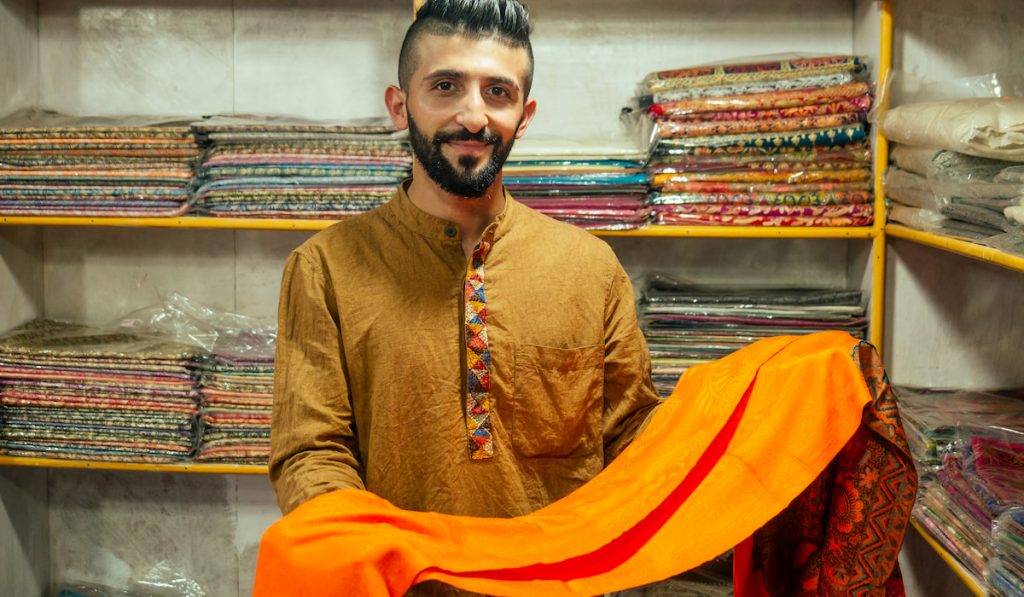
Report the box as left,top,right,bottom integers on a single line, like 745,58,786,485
503,137,650,230
639,275,867,395
190,115,411,219
630,56,874,227
196,345,274,464
0,319,200,463
992,510,1024,596
0,109,200,216
894,387,1024,590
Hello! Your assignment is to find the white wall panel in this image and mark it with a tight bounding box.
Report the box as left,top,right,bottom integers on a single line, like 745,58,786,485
232,0,407,119
42,227,236,324
0,0,40,116
0,228,44,332
893,0,1024,84
38,0,234,116
885,240,1024,389
0,469,49,597
234,230,312,321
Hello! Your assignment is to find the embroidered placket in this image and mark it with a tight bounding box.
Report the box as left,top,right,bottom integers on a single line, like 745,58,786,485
464,232,494,460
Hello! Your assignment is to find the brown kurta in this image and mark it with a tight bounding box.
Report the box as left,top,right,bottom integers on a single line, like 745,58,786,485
270,182,660,518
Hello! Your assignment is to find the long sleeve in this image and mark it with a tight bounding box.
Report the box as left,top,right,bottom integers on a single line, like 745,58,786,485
601,264,663,463
269,250,365,515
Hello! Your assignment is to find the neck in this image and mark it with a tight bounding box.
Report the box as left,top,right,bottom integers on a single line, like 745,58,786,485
407,164,506,259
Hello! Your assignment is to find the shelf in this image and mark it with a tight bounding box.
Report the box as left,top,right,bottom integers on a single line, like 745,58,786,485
0,215,332,231
0,215,880,239
0,455,267,475
886,224,1024,273
598,226,878,239
910,519,987,597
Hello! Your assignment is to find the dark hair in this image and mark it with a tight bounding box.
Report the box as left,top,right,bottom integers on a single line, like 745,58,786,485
398,0,534,98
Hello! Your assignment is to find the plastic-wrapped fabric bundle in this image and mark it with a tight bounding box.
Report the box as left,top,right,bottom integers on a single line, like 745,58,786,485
885,144,1024,246
190,115,411,219
196,321,275,464
890,145,941,176
895,386,1024,587
113,293,277,464
991,509,1024,596
0,109,201,216
503,137,651,230
639,275,866,396
881,98,1024,162
893,386,1024,470
628,56,874,227
0,320,201,462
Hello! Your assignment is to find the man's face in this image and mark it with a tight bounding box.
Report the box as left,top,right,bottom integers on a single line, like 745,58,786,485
389,34,536,198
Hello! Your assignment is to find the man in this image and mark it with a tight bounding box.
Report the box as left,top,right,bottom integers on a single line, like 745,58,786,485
270,0,659,523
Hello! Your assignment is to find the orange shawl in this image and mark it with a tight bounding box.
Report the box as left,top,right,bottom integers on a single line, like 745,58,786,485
254,331,915,596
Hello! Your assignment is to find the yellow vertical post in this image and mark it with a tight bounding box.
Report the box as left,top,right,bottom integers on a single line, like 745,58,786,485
413,0,424,15
870,0,894,353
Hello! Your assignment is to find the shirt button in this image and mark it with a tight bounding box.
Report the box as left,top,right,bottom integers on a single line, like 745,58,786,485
444,225,457,238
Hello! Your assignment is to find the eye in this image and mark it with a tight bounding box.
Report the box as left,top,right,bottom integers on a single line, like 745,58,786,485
488,86,511,98
433,80,455,92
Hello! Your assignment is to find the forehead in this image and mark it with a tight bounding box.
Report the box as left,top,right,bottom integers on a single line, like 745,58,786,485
410,33,531,86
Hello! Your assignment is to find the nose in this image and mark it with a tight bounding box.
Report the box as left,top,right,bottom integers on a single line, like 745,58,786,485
454,86,488,133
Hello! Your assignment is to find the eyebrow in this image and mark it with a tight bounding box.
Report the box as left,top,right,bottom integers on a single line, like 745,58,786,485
424,69,521,93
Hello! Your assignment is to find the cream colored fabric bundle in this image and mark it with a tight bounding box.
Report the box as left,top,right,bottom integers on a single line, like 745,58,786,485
882,98,1024,162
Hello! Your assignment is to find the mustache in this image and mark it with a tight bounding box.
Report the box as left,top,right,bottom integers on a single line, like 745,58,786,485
432,128,501,145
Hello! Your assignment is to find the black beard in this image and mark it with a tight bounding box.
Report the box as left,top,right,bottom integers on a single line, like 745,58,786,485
407,112,517,198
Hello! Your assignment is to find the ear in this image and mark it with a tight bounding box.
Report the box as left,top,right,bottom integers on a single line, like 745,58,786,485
514,97,537,140
384,85,409,131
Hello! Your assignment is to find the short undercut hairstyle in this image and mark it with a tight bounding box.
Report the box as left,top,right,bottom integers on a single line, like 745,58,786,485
398,0,534,99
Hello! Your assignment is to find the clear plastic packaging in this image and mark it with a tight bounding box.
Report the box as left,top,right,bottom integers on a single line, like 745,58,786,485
53,559,206,596
874,71,1024,162
928,150,1024,204
113,292,275,359
890,144,941,176
888,204,946,232
884,167,943,210
894,386,1024,467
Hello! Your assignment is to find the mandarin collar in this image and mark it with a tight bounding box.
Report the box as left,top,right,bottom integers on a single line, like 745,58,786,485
387,178,517,245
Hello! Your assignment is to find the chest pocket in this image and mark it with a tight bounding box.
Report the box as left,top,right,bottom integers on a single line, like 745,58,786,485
511,344,604,458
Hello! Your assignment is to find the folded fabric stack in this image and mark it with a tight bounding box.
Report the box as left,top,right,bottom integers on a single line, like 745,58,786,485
0,109,200,216
883,98,1024,251
639,275,867,396
191,115,411,219
196,345,274,464
992,510,1024,597
503,137,650,230
631,55,873,227
0,320,200,463
894,386,1024,590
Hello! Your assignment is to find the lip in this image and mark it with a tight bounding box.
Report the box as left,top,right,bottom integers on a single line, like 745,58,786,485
446,141,491,154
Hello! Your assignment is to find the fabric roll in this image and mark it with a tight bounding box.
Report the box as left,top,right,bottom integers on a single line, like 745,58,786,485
881,98,1024,162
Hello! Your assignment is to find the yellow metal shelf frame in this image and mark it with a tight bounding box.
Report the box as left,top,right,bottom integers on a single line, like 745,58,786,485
909,519,987,597
0,455,267,475
0,215,880,238
887,224,1024,274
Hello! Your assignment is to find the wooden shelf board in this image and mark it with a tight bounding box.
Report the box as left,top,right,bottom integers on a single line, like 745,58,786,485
0,455,267,475
910,519,987,597
886,224,1024,273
